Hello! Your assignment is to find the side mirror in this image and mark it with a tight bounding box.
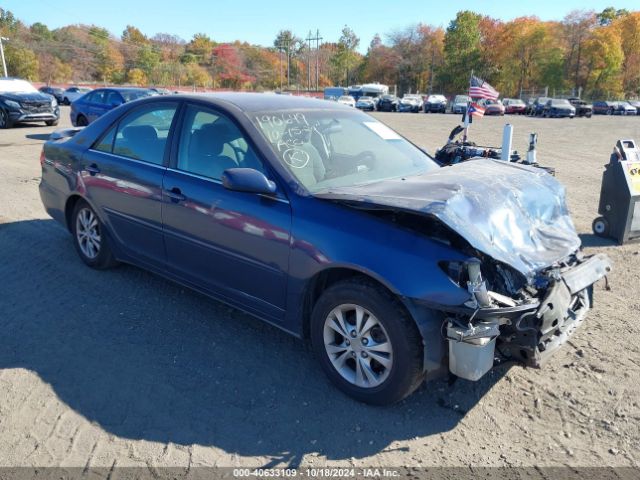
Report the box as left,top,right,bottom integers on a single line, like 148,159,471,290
221,168,277,195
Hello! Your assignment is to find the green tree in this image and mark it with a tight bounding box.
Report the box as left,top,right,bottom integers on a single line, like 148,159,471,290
440,11,483,93
185,33,215,63
330,25,360,85
597,7,630,26
5,44,39,79
136,44,161,77
273,30,302,87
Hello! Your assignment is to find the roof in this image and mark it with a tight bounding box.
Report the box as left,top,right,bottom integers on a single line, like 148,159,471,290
177,92,340,112
96,87,152,92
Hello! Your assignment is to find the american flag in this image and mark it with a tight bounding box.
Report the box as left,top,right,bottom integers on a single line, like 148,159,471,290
469,75,499,100
467,102,485,118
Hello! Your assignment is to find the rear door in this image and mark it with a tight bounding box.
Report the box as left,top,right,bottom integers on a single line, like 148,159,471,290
161,103,292,321
81,101,179,269
85,90,107,123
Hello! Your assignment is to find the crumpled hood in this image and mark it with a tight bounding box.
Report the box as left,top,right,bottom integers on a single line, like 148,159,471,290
315,159,581,279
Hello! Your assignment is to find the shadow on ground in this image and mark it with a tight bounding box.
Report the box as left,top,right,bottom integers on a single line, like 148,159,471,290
579,233,619,248
0,219,506,466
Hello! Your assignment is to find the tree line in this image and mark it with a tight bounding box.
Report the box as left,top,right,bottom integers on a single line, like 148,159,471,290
0,7,638,99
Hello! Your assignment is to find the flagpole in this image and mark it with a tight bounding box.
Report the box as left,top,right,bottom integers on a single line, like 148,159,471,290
463,70,473,143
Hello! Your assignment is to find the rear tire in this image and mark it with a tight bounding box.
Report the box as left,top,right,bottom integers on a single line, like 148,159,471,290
310,278,425,405
45,119,59,126
76,115,88,127
71,200,118,269
63,97,70,105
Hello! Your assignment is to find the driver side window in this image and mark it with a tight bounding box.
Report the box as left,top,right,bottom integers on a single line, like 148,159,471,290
177,105,265,181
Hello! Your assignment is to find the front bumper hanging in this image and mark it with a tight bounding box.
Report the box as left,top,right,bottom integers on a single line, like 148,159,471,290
446,253,612,380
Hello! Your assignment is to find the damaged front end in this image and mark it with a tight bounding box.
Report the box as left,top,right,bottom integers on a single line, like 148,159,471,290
443,252,611,381
315,159,613,381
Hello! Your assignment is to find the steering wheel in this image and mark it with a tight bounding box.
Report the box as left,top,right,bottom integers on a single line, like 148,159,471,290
354,150,377,172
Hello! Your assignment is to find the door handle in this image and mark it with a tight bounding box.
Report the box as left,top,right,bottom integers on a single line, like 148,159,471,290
86,163,100,175
165,187,186,203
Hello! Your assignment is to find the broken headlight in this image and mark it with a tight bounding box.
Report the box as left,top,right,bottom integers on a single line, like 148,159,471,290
440,258,492,308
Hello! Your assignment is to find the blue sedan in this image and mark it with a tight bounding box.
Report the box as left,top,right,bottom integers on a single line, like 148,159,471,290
39,93,610,404
70,87,155,126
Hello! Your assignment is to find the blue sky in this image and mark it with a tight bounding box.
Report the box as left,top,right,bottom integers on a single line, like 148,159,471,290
5,0,638,51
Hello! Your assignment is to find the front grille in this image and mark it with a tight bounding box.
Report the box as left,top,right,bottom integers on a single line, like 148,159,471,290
21,101,52,113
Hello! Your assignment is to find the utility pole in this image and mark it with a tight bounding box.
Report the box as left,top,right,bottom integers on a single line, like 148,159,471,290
306,31,312,91
311,30,323,91
276,40,291,90
0,37,9,77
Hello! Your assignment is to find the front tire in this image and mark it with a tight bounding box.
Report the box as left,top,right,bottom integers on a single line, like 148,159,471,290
310,278,425,405
71,200,118,269
0,109,14,129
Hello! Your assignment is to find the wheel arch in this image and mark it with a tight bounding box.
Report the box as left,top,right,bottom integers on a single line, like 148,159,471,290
300,266,410,340
64,194,105,233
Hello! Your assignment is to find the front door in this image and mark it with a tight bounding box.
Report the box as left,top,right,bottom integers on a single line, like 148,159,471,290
162,104,292,322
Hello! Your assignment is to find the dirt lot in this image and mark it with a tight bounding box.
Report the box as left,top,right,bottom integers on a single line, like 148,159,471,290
0,107,639,469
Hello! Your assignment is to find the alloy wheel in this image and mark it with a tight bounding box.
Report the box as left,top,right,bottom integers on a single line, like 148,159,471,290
322,304,393,388
75,207,101,259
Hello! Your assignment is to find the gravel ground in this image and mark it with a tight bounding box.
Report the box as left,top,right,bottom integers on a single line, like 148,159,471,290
0,107,638,470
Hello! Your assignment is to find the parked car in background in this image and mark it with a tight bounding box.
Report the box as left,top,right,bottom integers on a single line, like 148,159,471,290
568,98,592,118
479,98,505,116
0,77,60,128
355,96,376,111
450,95,470,114
38,92,611,405
337,95,355,108
70,87,156,126
39,86,65,103
542,98,576,118
149,87,171,95
528,97,550,116
592,101,617,115
62,86,92,105
613,101,638,116
376,94,399,112
503,98,526,115
424,94,447,113
398,94,423,113
628,100,640,115
324,87,348,101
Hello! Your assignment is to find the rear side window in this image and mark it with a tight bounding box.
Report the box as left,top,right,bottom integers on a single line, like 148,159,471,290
110,103,177,165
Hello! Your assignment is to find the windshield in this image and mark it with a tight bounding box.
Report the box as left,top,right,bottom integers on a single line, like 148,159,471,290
120,90,155,102
0,79,38,93
427,95,445,102
551,99,571,106
454,95,470,103
509,99,525,105
338,96,352,101
252,110,439,193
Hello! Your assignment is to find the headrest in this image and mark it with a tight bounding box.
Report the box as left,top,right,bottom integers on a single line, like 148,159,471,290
122,125,158,142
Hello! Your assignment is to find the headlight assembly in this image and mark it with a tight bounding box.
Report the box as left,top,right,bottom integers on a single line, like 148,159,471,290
4,100,21,110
